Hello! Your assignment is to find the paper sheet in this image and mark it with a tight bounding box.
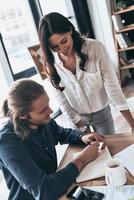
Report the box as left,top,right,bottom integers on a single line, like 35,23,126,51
85,185,134,200
73,146,112,182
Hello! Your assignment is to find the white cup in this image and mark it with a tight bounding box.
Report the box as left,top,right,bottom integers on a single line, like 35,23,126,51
105,158,127,186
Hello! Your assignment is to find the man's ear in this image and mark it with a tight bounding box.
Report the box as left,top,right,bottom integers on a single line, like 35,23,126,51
70,30,72,35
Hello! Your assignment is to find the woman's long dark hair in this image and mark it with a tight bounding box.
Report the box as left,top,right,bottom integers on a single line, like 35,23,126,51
38,12,88,91
2,79,45,139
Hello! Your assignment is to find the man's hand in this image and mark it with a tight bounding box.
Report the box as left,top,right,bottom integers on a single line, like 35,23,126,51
80,132,105,146
72,142,98,172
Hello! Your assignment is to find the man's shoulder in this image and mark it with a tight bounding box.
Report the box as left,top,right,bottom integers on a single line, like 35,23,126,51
0,118,14,140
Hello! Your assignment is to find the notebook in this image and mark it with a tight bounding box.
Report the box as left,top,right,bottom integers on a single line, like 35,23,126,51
73,145,112,183
114,144,134,176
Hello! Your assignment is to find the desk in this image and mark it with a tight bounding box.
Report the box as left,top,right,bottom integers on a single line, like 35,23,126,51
59,133,134,200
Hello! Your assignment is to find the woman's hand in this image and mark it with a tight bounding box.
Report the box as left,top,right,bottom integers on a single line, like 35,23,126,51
72,142,98,172
58,52,68,65
58,52,76,73
80,132,105,146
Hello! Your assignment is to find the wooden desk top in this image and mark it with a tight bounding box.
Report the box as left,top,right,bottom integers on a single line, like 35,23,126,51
59,133,134,200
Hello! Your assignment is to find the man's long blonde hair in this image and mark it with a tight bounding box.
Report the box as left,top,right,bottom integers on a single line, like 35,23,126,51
2,78,45,139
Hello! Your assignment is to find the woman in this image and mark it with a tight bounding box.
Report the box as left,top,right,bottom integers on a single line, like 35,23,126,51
38,12,134,135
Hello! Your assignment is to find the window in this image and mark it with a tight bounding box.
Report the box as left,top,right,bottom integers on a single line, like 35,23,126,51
0,0,39,76
39,0,79,30
39,0,68,16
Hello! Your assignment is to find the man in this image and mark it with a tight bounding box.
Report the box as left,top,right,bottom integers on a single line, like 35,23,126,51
0,78,103,200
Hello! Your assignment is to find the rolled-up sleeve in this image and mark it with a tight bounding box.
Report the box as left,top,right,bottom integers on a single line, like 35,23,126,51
98,42,128,111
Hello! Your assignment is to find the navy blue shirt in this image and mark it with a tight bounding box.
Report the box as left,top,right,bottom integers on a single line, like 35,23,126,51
0,119,83,200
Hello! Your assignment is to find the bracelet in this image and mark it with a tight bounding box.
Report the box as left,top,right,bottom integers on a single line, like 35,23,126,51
79,133,85,140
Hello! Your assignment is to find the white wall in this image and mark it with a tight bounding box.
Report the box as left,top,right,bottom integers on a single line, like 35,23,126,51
87,0,118,71
0,62,9,103
0,37,14,110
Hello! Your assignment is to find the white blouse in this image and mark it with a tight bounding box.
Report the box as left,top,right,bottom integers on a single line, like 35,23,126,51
53,38,128,124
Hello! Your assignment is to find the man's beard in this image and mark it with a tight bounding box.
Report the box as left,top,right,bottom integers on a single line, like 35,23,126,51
25,115,51,127
22,115,40,129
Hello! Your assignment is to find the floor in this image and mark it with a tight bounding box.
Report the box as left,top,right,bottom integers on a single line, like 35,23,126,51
0,82,134,200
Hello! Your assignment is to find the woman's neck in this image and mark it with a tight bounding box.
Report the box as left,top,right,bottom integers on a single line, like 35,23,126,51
64,51,76,74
